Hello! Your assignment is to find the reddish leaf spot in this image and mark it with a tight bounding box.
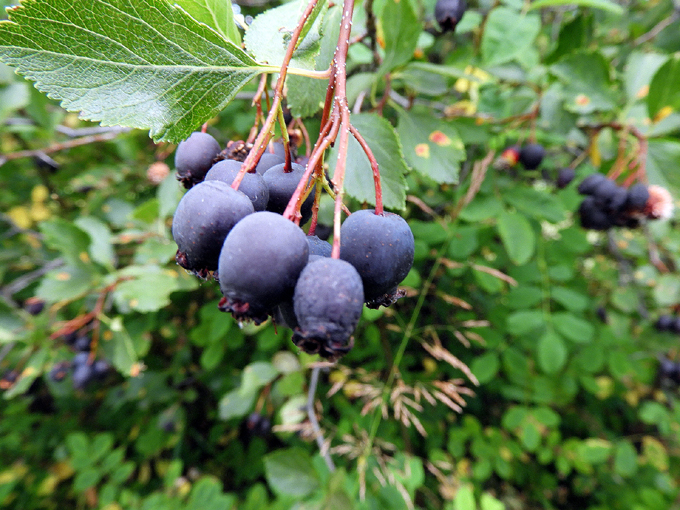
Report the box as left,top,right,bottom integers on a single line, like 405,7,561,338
429,130,451,147
415,143,430,158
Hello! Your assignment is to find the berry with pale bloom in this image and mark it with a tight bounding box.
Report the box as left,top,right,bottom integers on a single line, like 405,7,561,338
644,185,674,220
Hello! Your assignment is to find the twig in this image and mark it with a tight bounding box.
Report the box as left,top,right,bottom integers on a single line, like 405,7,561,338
307,366,336,471
633,11,680,46
0,129,131,167
0,258,64,302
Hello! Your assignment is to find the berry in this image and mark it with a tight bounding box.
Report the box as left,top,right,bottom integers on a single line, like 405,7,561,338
292,258,364,359
205,159,269,211
92,360,110,380
519,144,545,170
340,210,414,307
626,183,650,210
74,335,91,352
24,297,45,315
255,153,285,176
578,196,612,231
496,145,520,169
671,317,680,334
591,178,618,207
175,132,221,189
307,235,332,257
577,173,607,195
655,315,674,332
556,168,575,189
218,212,309,323
607,186,629,214
172,181,254,273
435,0,467,32
49,361,70,382
263,163,315,225
246,412,271,437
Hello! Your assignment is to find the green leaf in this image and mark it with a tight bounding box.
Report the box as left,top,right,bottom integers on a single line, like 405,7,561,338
74,217,116,269
471,352,500,384
0,0,269,142
646,139,680,198
36,265,97,303
157,174,184,220
396,109,465,184
624,52,667,104
481,7,541,67
527,0,623,14
496,211,535,265
552,312,594,343
103,326,138,376
287,6,340,118
537,330,567,374
647,56,680,118
506,310,545,336
244,0,324,70
614,441,638,478
378,0,421,74
4,348,47,398
218,388,256,420
113,265,187,312
653,274,680,306
503,188,565,223
264,448,320,498
550,51,615,114
480,492,505,510
453,484,475,510
329,113,409,210
173,0,241,45
74,467,102,492
187,477,237,510
551,287,590,312
40,219,91,267
240,361,279,395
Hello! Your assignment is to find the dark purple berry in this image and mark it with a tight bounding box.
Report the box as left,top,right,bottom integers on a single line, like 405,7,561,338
671,317,680,334
24,297,45,315
175,132,221,188
93,360,110,380
218,212,309,323
607,186,629,214
435,0,467,32
519,144,545,170
596,306,608,323
340,210,414,307
578,196,612,231
307,235,332,257
172,181,254,273
314,224,332,241
72,363,94,390
246,412,271,437
270,141,295,161
655,315,674,332
577,173,607,195
263,163,316,225
74,335,91,352
556,168,575,189
205,160,269,211
592,178,618,206
255,153,285,176
293,258,364,359
49,361,70,382
626,183,650,210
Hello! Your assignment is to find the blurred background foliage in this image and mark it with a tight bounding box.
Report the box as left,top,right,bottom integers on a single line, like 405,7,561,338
1,0,680,509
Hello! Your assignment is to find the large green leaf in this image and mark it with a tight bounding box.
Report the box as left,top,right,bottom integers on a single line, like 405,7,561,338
396,109,465,184
550,51,615,114
244,0,325,70
496,211,535,265
646,139,680,198
537,330,567,375
39,219,91,267
329,113,409,210
264,448,320,498
378,0,421,75
173,0,241,45
0,0,270,142
624,52,667,104
647,55,680,118
527,0,623,14
481,7,541,67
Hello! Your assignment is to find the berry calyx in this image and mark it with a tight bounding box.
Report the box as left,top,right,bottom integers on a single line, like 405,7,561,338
435,0,467,33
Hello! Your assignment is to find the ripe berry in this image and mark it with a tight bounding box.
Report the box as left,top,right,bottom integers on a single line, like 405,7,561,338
578,196,612,231
435,0,467,32
218,212,309,323
556,168,575,189
255,153,285,176
577,173,607,195
263,163,315,225
626,183,650,211
205,159,269,211
175,132,221,189
591,178,618,206
655,315,674,332
307,235,332,257
246,412,272,437
340,210,414,307
172,181,254,273
74,335,91,352
672,317,680,334
519,143,545,170
293,258,364,359
24,297,45,315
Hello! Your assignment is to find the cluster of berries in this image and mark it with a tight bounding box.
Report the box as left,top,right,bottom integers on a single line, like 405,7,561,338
655,315,680,334
576,175,673,231
50,332,110,389
171,132,415,360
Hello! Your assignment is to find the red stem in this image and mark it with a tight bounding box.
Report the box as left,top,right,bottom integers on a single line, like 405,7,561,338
232,0,321,190
349,124,383,215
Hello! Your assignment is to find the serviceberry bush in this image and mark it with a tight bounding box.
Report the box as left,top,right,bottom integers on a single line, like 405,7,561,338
1,0,680,508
